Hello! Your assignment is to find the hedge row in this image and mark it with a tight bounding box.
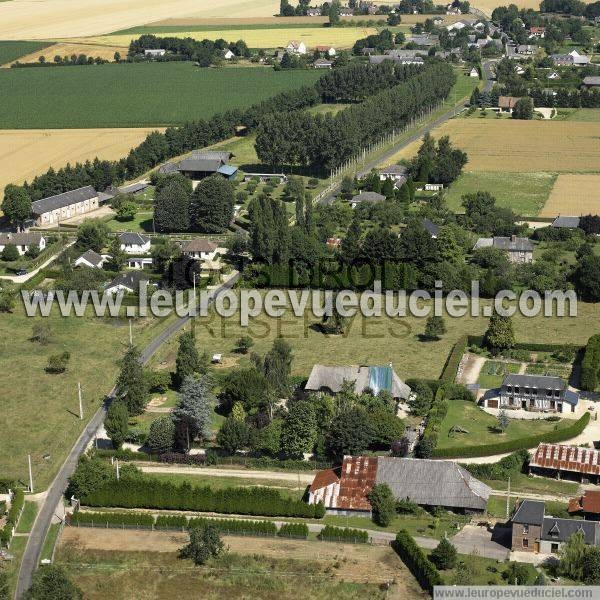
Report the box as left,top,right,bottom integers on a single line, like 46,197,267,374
277,523,309,539
432,413,590,459
318,525,368,543
82,479,326,519
393,529,443,592
581,334,600,392
155,514,188,528
440,336,468,382
70,511,154,527
467,336,583,354
188,517,277,536
0,489,24,546
418,389,447,456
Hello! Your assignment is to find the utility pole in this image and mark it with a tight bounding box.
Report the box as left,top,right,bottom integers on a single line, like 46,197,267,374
78,382,83,420
506,476,511,519
129,319,133,346
28,454,33,493
115,459,120,481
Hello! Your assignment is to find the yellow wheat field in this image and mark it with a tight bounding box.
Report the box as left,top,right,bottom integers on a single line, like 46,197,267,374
389,119,600,174
0,0,281,40
540,174,600,217
70,26,378,50
1,43,128,67
0,128,163,199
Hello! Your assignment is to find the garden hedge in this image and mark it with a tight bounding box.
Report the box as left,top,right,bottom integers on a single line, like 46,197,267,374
70,510,154,527
393,529,443,592
467,336,583,354
581,334,600,392
277,523,309,539
0,489,24,546
82,479,325,519
155,514,188,528
318,525,368,543
432,413,590,459
188,517,277,536
440,336,468,382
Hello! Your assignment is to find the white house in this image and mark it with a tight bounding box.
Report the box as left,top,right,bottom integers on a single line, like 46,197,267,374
547,71,560,79
119,233,151,255
0,232,46,256
105,271,150,295
181,238,219,261
286,40,307,55
316,45,336,57
425,183,444,191
74,249,106,269
223,49,235,60
469,67,479,77
126,257,153,269
31,186,99,226
144,49,166,57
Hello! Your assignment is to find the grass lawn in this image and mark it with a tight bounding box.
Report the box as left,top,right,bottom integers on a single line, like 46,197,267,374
481,473,579,497
0,40,53,65
436,401,573,451
555,108,600,121
308,103,351,116
444,171,557,216
0,63,322,129
0,307,171,489
477,360,521,389
15,501,38,533
4,536,27,597
104,211,154,233
151,293,600,381
487,495,573,519
40,522,62,561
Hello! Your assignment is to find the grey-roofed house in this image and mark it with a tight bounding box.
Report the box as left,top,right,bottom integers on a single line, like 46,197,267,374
314,58,333,69
350,191,385,208
422,218,440,239
409,34,439,47
511,499,600,553
0,232,46,256
157,151,237,181
105,271,150,295
369,54,424,66
379,164,407,183
181,238,218,261
31,185,99,226
473,235,534,263
305,364,411,401
482,373,579,414
551,215,580,229
119,232,151,255
74,249,105,269
385,49,427,59
308,456,491,515
582,76,600,88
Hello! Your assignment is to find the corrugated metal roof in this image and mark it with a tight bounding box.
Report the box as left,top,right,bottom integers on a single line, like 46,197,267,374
336,456,378,511
531,443,600,476
309,468,340,493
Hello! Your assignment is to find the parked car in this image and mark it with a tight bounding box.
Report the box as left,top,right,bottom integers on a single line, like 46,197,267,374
15,268,28,276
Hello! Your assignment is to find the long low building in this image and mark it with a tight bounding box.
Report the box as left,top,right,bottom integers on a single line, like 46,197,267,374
529,443,600,484
31,185,99,226
308,455,491,515
0,232,45,256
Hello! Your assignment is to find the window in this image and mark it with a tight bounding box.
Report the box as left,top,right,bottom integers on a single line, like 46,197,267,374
515,386,520,393
546,389,552,397
523,538,529,548
551,543,559,553
523,525,529,534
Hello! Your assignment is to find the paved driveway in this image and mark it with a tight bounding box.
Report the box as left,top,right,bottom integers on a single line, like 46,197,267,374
450,524,511,561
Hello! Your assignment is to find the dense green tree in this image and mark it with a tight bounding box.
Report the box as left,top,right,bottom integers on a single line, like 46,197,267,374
462,191,519,237
430,537,458,570
279,400,317,458
484,313,515,354
424,316,447,340
179,523,224,565
1,184,31,226
408,381,434,416
216,417,250,453
147,415,175,455
367,409,405,448
0,568,7,600
75,220,110,252
341,215,362,263
220,367,269,414
66,455,113,499
512,97,534,120
503,562,534,585
582,547,600,584
1,244,19,262
174,331,203,389
263,338,292,398
173,375,214,446
574,254,600,301
23,565,83,600
326,407,374,460
115,345,149,415
154,173,192,232
252,418,283,456
103,236,126,272
189,174,234,233
559,531,586,580
247,194,290,265
104,400,129,450
367,483,396,527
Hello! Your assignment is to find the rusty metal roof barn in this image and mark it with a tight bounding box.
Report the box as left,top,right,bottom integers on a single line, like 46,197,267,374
531,443,600,476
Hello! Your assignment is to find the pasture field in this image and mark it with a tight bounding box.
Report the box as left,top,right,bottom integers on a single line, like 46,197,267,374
540,174,600,217
76,26,378,50
0,128,160,198
150,292,600,381
0,308,171,490
0,0,281,40
389,119,600,173
0,63,322,128
56,529,423,599
470,0,597,15
444,171,557,216
0,40,53,65
4,42,128,66
556,108,600,121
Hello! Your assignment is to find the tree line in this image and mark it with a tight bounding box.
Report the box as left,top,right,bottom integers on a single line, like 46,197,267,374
254,60,456,171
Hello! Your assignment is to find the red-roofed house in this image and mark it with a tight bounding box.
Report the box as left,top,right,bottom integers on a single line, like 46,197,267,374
316,45,336,57
568,490,600,520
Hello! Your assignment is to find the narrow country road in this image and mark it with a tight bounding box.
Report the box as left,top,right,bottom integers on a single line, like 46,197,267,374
15,272,240,599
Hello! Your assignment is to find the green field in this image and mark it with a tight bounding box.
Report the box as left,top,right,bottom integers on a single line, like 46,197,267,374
0,63,322,128
111,23,328,34
477,360,521,389
556,108,600,122
445,171,557,216
436,401,573,451
0,40,53,65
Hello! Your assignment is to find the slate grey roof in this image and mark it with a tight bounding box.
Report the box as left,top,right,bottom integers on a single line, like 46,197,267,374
118,182,149,195
582,76,600,86
386,49,426,58
351,191,385,204
503,373,566,391
190,150,232,162
76,249,103,267
0,232,43,246
552,215,580,228
422,218,440,238
119,232,150,246
380,164,407,176
106,271,150,291
473,237,533,252
158,162,179,175
512,499,545,526
181,238,217,253
178,158,224,173
542,517,600,545
31,185,97,216
305,364,411,400
376,457,491,511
